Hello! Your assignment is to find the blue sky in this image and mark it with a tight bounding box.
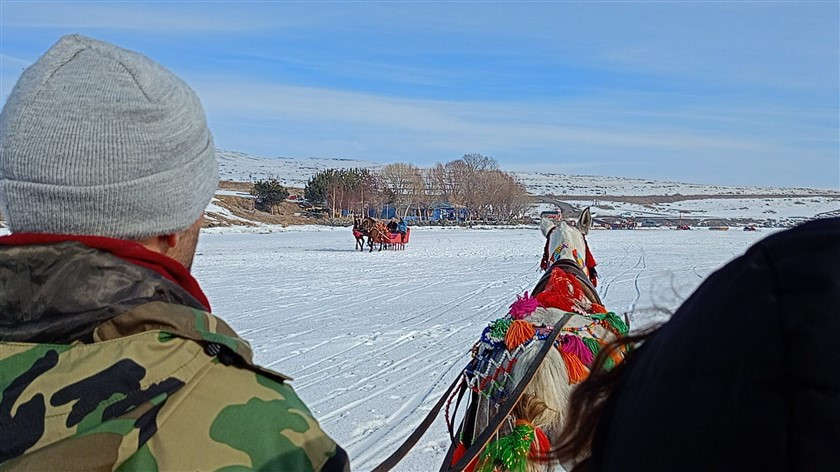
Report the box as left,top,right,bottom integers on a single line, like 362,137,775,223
1,1,838,189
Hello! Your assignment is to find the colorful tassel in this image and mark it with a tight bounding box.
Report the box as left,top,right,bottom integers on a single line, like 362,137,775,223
508,291,540,319
535,290,576,313
582,337,601,358
598,338,624,367
489,318,512,342
529,423,551,461
590,302,608,314
560,350,589,384
452,441,478,472
505,320,536,350
589,338,617,370
603,312,629,335
561,334,594,366
477,424,535,472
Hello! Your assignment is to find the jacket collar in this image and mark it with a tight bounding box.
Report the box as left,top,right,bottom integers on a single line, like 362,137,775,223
0,233,210,311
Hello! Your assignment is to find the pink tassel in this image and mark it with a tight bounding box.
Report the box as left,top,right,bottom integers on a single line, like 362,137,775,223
508,291,540,319
561,334,594,366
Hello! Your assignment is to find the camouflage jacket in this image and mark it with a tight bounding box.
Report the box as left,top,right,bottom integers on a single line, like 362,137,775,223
0,240,349,471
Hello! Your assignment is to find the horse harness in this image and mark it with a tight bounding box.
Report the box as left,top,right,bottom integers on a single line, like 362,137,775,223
371,257,602,472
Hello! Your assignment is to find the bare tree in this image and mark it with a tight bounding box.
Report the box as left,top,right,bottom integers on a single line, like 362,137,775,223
458,154,499,220
378,163,424,218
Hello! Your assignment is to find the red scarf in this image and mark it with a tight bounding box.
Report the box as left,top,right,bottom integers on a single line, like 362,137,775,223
0,233,211,311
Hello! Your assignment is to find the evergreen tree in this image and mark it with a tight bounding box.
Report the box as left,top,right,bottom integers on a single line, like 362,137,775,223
251,178,289,212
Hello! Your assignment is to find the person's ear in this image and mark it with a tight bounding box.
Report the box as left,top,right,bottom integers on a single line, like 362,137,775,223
165,234,179,249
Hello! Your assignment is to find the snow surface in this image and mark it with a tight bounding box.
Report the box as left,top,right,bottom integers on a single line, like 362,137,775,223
193,225,774,471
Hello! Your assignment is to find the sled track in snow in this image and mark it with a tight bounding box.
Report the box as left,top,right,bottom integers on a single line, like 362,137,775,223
194,228,771,471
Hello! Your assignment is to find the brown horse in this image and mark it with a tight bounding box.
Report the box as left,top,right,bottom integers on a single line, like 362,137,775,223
352,216,367,251
354,217,389,252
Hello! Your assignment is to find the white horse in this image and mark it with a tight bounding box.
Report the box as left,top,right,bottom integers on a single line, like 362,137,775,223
449,208,628,472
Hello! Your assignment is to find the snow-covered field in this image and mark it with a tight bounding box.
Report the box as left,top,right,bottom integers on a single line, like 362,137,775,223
193,225,773,471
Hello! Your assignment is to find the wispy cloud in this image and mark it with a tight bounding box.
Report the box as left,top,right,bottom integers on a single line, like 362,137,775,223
1,1,836,188
1,2,292,32
191,74,840,188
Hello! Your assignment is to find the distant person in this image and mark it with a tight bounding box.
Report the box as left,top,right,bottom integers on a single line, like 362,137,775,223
397,217,408,242
387,218,399,234
0,35,349,471
553,217,840,471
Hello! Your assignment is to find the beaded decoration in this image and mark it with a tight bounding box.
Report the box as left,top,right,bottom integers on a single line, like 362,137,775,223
459,275,631,472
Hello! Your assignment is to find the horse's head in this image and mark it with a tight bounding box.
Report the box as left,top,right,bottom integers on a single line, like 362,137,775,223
359,217,375,232
540,208,595,280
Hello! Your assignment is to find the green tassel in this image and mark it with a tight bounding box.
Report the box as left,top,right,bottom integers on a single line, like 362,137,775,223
582,336,614,370
489,318,512,341
582,337,600,357
478,424,535,472
604,312,629,335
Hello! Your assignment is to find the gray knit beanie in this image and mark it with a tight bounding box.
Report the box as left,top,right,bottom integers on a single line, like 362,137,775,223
0,34,218,239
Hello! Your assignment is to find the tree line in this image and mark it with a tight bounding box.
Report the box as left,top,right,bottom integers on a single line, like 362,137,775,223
299,154,530,223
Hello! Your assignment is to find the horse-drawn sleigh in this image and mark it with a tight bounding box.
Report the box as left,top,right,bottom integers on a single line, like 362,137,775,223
372,208,630,472
353,216,411,252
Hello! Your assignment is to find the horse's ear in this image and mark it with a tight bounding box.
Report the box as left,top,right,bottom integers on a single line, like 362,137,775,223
540,217,557,237
578,207,592,235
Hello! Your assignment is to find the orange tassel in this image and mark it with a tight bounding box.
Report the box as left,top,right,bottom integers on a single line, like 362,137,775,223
597,339,625,366
505,320,536,350
590,303,608,314
560,350,589,384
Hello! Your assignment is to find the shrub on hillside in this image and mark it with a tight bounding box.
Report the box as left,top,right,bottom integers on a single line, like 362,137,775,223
251,178,290,212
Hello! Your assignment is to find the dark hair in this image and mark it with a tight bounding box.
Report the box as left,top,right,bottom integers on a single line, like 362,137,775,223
546,326,660,471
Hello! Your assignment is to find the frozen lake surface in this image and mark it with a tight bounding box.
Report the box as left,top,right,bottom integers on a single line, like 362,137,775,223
193,226,771,471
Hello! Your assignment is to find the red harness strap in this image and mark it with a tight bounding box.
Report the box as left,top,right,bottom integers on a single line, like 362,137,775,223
539,226,557,271
583,235,598,287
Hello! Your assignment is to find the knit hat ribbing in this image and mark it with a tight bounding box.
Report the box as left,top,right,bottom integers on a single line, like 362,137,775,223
0,34,219,239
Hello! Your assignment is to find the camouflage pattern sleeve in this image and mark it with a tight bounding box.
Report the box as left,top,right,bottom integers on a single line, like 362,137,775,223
1,301,350,471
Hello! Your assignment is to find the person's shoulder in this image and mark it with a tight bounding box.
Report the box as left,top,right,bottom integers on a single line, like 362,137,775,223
756,217,840,252
163,360,349,471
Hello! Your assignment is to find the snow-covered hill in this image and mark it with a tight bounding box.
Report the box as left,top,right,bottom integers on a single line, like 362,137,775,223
218,150,381,187
515,172,837,197
217,149,838,197
209,150,839,227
